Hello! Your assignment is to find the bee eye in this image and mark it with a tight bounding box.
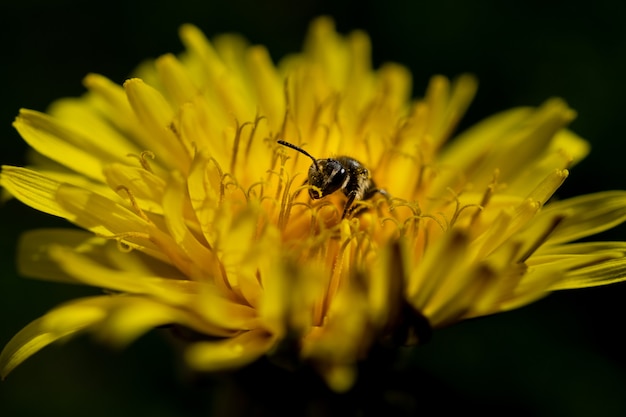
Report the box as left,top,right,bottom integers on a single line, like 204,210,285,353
322,162,347,192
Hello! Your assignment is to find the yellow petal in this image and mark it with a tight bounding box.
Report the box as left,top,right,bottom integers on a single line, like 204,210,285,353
525,168,569,205
426,264,495,326
549,128,590,166
192,285,262,331
0,297,107,379
438,99,576,192
161,171,222,282
367,242,404,329
216,208,269,307
18,228,108,284
92,296,236,347
178,24,226,86
246,46,284,128
537,241,626,256
551,257,626,290
543,191,626,245
498,262,567,312
185,329,275,371
55,182,150,236
473,198,540,260
103,162,167,214
1,166,68,218
124,78,191,169
48,97,141,158
52,241,260,333
83,73,136,134
303,17,348,90
18,228,186,285
426,73,479,148
186,152,222,244
13,109,107,181
47,245,197,305
155,53,199,106
407,231,473,325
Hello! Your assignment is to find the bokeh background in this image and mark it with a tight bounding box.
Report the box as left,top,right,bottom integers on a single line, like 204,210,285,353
2,0,626,416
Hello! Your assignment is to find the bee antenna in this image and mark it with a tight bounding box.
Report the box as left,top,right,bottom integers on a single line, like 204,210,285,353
277,140,320,171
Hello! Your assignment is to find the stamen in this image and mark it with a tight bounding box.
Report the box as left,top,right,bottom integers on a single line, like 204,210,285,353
247,181,266,200
456,204,482,226
354,231,375,267
269,144,291,202
115,185,151,223
389,198,422,217
469,169,499,227
207,157,225,205
292,183,311,199
445,187,462,227
98,231,152,241
371,191,392,218
418,214,447,232
95,231,152,255
139,151,156,172
126,150,156,173
316,202,341,224
230,119,252,175
277,140,320,171
168,121,193,158
381,216,401,228
323,225,370,314
222,175,248,202
244,111,266,163
267,168,286,202
116,239,134,253
286,202,315,235
295,202,340,237
278,174,298,230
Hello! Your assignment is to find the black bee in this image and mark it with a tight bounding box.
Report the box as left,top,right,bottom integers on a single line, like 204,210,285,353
277,140,387,218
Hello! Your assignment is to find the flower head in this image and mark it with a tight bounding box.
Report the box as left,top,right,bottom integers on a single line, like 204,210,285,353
3,17,626,392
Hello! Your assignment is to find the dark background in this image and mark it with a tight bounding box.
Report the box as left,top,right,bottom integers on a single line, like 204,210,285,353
2,0,626,416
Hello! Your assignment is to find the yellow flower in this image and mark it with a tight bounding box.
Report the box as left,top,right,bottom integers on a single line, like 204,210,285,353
3,17,626,392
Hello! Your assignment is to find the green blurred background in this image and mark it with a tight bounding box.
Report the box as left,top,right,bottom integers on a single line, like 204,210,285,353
2,0,626,415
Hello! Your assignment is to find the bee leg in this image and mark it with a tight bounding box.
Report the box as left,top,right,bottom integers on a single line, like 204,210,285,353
341,192,358,219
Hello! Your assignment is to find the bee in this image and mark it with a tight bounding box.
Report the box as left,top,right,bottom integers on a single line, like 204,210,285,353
277,140,387,219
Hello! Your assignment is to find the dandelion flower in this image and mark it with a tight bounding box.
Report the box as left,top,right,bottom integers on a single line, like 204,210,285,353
3,17,626,392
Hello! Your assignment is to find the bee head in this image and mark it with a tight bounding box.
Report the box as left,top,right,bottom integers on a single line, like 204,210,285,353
277,140,347,199
308,159,347,199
